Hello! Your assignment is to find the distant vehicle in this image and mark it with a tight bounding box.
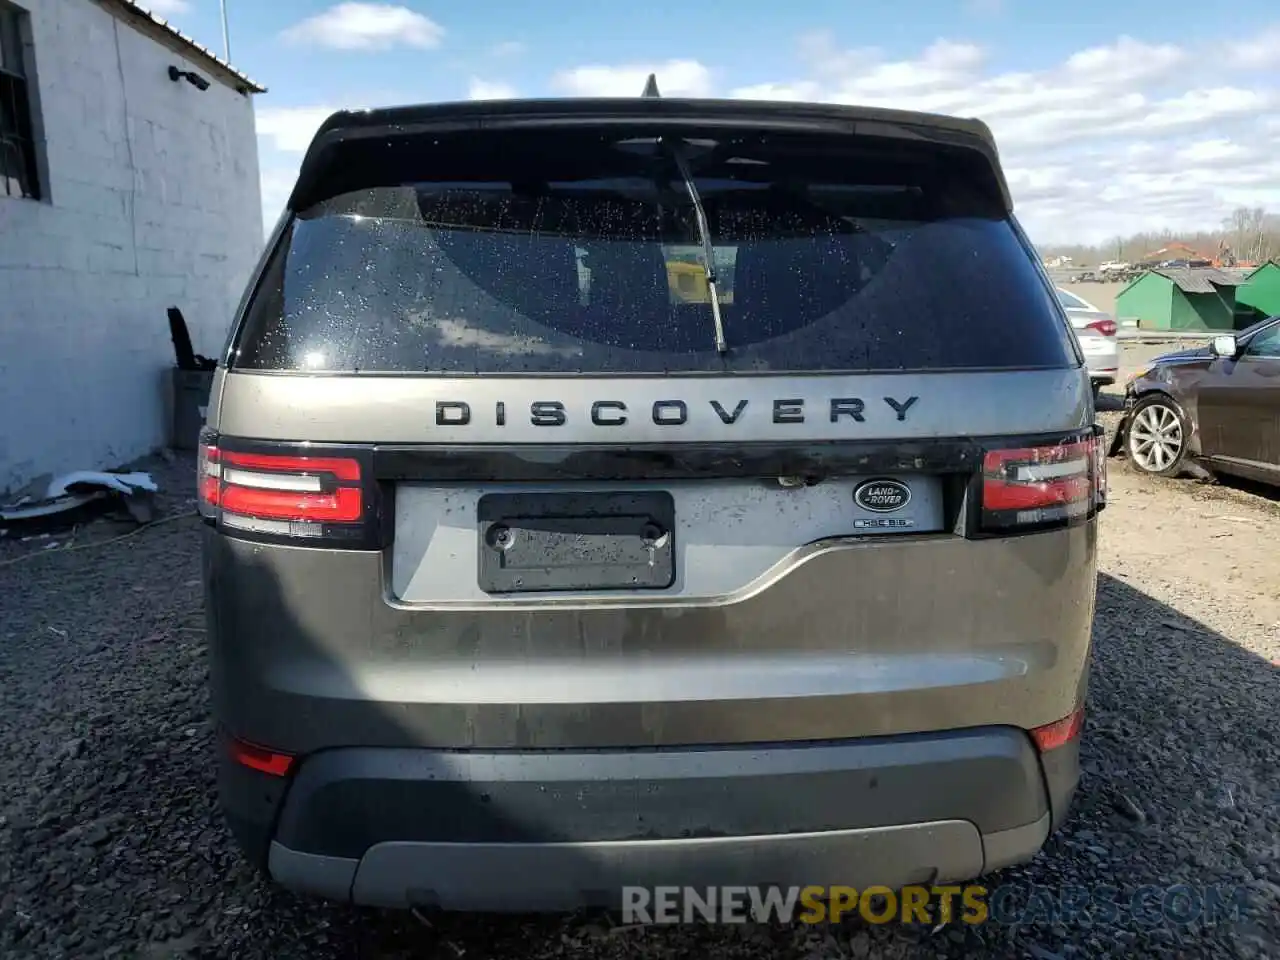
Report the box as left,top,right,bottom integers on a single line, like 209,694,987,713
1098,261,1130,274
1111,314,1280,484
1057,288,1119,394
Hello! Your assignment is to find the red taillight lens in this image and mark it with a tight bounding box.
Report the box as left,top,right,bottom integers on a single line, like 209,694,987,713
981,432,1102,530
216,451,362,482
198,431,373,543
227,735,294,777
198,441,221,517
1030,706,1084,752
1086,319,1117,337
219,483,363,522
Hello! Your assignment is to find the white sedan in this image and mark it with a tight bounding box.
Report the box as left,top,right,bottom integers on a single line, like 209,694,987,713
1057,288,1120,395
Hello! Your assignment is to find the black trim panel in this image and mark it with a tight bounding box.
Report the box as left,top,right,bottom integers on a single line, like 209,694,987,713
271,728,1050,859
371,439,984,482
212,429,1100,543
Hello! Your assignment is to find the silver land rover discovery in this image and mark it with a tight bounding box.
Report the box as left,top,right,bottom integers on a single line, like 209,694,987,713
201,93,1104,911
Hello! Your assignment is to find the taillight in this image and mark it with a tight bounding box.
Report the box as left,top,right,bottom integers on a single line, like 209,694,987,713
979,429,1104,532
198,429,379,547
226,734,294,777
1030,706,1084,752
1086,319,1117,337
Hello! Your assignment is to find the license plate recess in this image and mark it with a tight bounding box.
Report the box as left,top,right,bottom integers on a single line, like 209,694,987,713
476,492,675,594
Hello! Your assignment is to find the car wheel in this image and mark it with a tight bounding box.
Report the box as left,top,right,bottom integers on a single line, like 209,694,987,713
1125,395,1188,477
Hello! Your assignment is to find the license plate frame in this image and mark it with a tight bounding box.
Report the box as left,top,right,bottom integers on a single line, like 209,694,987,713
476,491,676,594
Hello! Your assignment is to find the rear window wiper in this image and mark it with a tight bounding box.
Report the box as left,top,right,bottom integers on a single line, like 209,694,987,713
660,136,728,354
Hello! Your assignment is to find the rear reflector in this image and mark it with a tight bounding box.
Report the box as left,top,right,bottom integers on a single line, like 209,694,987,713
1030,706,1084,752
227,736,294,777
1085,319,1117,336
198,431,379,547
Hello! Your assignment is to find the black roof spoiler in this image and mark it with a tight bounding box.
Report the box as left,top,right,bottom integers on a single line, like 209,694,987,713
287,86,1010,213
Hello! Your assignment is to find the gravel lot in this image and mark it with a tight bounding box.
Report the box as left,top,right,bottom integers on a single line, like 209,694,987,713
2,425,1278,959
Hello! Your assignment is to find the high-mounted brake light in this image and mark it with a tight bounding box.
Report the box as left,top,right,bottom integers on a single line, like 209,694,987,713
198,431,377,546
1086,319,1118,337
980,430,1103,532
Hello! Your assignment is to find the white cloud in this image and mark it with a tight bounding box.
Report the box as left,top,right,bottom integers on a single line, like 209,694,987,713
489,40,526,58
254,29,1278,245
143,0,190,14
256,106,343,152
258,166,300,230
795,31,878,79
731,81,822,102
468,78,518,100
701,32,1279,243
1062,35,1184,86
552,59,713,97
1226,23,1279,70
839,39,986,98
281,3,444,51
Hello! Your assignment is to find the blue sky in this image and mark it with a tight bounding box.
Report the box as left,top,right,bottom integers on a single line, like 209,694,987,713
148,0,1279,244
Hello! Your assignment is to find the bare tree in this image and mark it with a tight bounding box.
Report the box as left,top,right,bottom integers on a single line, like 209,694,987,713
1040,208,1277,267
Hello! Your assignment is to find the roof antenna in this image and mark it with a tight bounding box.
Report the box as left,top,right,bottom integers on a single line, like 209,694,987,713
641,73,661,98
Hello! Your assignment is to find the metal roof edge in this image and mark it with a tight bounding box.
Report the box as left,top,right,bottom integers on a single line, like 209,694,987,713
1243,259,1280,280
1150,267,1247,293
95,0,266,95
1115,272,1150,299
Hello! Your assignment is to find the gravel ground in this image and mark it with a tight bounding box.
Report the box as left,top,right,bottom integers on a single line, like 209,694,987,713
1,431,1278,959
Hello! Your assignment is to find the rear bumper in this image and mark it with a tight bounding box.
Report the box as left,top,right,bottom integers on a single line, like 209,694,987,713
223,728,1077,910
206,518,1093,909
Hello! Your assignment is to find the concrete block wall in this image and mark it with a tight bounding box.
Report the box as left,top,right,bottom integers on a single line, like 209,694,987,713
0,0,262,493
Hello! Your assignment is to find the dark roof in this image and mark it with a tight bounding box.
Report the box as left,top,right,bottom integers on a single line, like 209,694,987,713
291,97,1010,210
1153,267,1246,294
308,97,1001,151
100,0,265,94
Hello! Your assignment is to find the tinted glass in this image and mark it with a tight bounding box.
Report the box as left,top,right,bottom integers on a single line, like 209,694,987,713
1057,290,1090,310
1245,322,1280,358
235,159,1075,375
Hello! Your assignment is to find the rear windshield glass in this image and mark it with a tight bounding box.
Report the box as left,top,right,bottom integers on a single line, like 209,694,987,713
1056,290,1091,311
234,135,1074,374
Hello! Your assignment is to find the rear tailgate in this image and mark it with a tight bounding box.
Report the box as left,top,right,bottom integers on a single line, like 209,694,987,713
207,102,1097,745
221,103,1087,600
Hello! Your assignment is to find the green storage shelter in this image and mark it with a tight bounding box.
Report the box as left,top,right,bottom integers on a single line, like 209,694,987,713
1114,268,1247,332
1236,261,1280,320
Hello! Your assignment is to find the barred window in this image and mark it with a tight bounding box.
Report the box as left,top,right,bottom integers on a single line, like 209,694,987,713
0,2,40,201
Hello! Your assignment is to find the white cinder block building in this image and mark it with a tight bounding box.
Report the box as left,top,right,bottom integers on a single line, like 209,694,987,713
0,0,264,493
